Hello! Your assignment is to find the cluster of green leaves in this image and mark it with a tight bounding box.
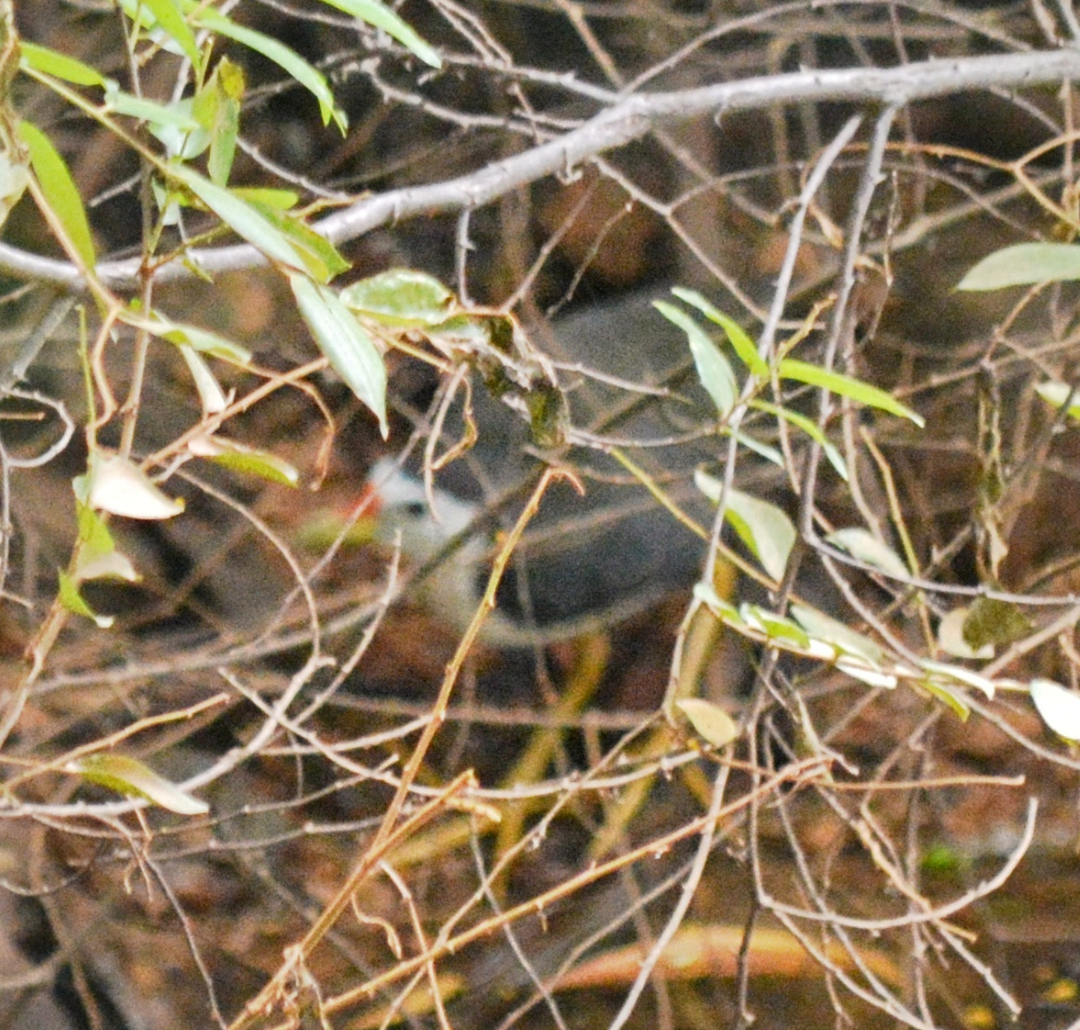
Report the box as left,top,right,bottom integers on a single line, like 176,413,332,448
952,239,1080,743
663,241,1080,746
660,288,922,589
657,287,922,482
5,0,444,811
657,288,1073,741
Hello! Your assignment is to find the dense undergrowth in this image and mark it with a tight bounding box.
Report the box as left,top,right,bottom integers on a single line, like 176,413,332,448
4,3,1080,1030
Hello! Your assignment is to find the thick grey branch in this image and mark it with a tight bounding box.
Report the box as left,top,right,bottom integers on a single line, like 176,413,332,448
3,47,1078,292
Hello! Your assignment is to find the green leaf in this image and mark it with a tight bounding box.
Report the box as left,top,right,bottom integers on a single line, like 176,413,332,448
73,502,139,583
17,120,96,270
918,679,971,721
655,300,737,417
725,428,783,467
82,453,185,520
692,582,743,625
826,527,909,578
244,197,349,281
67,753,209,815
58,569,114,627
20,42,114,88
694,470,795,581
341,269,455,326
738,603,809,647
750,398,848,481
1031,678,1080,743
956,243,1080,291
188,434,300,487
919,660,996,699
192,7,346,132
232,187,299,210
147,98,209,163
104,84,201,132
778,358,924,427
290,273,388,436
192,57,243,186
178,344,229,414
1035,380,1080,421
131,0,201,70
168,163,311,272
725,489,794,582
676,698,738,748
671,287,769,378
790,604,885,666
154,319,252,365
835,656,897,689
76,500,115,556
315,0,442,68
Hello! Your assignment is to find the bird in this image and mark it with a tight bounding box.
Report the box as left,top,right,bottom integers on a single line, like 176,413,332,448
364,291,733,648
365,456,706,648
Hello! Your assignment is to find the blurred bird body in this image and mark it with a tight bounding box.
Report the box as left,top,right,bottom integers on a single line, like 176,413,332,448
368,458,701,647
367,292,727,646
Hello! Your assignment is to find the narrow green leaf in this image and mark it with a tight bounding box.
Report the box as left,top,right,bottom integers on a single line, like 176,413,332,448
725,428,783,467
20,42,113,88
245,197,349,281
73,502,139,583
188,434,299,487
290,273,388,436
676,698,738,748
17,121,96,270
104,84,201,132
178,344,229,414
655,300,737,417
192,58,244,186
778,358,924,427
134,0,201,70
232,187,299,210
58,570,114,628
791,604,885,666
739,603,809,647
68,753,209,815
835,657,897,689
341,269,455,326
691,582,742,625
826,527,909,578
920,660,996,699
671,287,769,378
695,470,794,581
115,0,182,59
193,8,346,131
315,0,442,68
169,163,310,272
155,320,252,365
956,243,1080,291
750,398,848,481
919,679,971,721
